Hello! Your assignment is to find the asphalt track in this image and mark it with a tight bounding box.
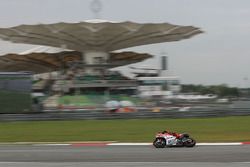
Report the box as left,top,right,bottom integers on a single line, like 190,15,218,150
0,145,249,167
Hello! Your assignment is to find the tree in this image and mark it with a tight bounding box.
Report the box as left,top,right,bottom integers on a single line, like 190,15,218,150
181,84,239,97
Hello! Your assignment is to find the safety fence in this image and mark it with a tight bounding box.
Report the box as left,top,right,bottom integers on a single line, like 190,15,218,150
0,107,250,121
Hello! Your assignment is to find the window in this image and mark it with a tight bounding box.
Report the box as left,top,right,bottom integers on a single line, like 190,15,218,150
94,57,105,64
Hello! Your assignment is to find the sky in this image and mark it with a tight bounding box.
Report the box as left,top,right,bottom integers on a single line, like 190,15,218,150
0,0,249,87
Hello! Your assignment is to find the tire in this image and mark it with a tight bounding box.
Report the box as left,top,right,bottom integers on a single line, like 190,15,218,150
153,138,166,148
184,138,196,147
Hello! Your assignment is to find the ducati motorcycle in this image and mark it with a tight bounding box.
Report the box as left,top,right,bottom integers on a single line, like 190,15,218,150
153,131,196,148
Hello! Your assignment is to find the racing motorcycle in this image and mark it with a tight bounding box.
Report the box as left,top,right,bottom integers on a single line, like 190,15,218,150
153,131,196,148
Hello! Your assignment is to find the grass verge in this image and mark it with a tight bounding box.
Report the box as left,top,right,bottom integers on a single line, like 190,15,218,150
0,116,249,142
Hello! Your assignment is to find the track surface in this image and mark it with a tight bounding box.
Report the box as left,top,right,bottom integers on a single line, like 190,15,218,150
0,145,249,166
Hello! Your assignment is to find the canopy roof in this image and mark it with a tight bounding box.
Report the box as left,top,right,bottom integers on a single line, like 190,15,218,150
0,47,152,73
0,20,202,52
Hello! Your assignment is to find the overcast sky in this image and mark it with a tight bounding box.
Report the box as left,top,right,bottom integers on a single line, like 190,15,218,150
0,0,250,87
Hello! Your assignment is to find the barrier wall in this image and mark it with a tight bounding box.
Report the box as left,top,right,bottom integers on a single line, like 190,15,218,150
0,107,250,121
0,72,32,113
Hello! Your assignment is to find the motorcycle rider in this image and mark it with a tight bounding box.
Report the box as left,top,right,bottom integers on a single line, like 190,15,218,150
162,130,182,139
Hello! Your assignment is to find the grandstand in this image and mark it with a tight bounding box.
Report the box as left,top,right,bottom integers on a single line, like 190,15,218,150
0,20,202,112
52,71,137,94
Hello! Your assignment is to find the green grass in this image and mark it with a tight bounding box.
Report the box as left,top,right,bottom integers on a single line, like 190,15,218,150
0,116,250,142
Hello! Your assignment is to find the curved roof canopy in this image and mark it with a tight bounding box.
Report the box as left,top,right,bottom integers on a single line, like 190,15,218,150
0,20,202,52
0,47,152,73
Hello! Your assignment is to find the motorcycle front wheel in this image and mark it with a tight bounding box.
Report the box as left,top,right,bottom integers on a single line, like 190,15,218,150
183,138,196,147
153,138,166,148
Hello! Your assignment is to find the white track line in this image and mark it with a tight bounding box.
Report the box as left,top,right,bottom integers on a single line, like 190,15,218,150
197,143,242,146
108,142,244,146
107,143,152,146
33,144,71,146
25,142,250,146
